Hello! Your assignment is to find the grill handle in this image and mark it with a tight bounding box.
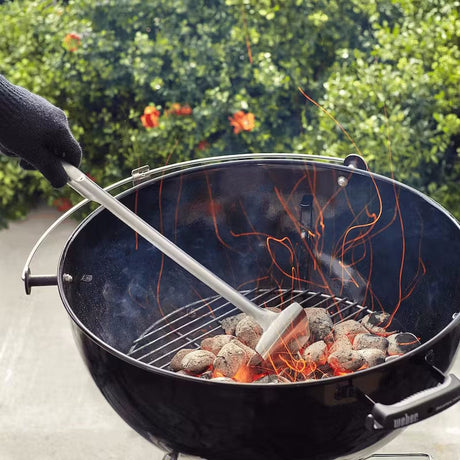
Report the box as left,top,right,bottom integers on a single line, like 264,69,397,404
23,269,58,294
365,373,460,431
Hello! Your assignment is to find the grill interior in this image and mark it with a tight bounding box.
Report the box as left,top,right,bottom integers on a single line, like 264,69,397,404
128,289,370,369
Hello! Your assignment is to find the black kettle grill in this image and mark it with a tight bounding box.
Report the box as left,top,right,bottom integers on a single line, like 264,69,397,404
24,154,460,460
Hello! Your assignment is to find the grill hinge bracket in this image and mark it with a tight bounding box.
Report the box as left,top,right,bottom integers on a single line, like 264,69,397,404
131,165,151,186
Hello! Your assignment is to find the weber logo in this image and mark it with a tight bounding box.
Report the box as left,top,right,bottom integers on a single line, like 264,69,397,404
393,412,419,428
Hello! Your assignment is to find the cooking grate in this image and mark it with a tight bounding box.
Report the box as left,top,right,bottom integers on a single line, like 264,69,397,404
127,288,370,370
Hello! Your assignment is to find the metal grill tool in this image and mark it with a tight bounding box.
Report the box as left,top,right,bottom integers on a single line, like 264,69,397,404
128,288,369,369
63,162,308,360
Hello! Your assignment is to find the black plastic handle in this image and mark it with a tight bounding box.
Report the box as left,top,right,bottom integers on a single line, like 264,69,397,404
365,373,460,430
23,268,58,295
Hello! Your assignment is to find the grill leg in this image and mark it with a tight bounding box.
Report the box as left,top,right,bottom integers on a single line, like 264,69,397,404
162,452,178,460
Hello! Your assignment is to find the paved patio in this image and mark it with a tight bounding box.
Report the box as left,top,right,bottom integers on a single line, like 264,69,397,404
0,204,459,460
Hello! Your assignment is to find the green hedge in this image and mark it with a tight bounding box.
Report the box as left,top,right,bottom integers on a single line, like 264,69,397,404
0,0,458,228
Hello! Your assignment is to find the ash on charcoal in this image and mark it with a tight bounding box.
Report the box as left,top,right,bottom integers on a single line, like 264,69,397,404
333,320,368,340
302,340,328,366
387,332,421,355
328,348,365,373
235,315,263,349
361,312,392,335
247,351,264,368
353,333,389,353
181,350,216,375
254,374,287,384
213,341,251,378
329,336,352,355
170,348,195,372
231,338,257,359
358,348,386,367
305,307,333,341
219,313,246,335
201,334,234,355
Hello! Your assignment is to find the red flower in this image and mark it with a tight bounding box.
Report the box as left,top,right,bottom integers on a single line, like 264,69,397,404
141,106,160,128
52,197,73,213
177,104,193,116
229,111,255,134
167,103,193,116
197,140,209,150
63,33,81,52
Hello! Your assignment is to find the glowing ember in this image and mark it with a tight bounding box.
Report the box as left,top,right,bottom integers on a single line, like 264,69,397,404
169,308,421,383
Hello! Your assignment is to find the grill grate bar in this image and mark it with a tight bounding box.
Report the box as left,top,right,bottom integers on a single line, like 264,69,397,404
128,289,369,370
148,324,225,367
129,289,278,358
134,306,239,362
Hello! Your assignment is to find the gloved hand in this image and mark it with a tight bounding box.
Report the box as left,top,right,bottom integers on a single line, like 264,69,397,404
0,75,82,188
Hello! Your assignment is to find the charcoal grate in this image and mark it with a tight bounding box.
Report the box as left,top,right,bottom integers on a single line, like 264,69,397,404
127,288,371,370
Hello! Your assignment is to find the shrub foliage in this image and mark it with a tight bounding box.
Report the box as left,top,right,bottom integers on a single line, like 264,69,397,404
0,0,458,227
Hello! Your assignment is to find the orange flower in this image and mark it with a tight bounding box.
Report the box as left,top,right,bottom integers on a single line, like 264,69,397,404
63,33,81,52
167,103,193,116
141,106,160,128
229,111,255,134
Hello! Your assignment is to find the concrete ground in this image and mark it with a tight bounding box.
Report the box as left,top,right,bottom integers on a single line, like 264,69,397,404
0,204,459,460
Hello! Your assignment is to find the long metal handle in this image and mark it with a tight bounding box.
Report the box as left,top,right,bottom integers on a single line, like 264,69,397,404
62,162,276,329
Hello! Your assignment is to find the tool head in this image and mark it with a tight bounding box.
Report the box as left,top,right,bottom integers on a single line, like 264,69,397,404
255,302,309,360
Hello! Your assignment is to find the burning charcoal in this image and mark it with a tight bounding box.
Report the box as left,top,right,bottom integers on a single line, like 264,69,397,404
316,363,334,379
181,350,216,375
175,370,189,376
247,351,264,368
361,312,392,335
201,334,234,355
328,349,365,373
231,338,257,360
213,342,251,378
200,370,213,380
387,332,421,355
254,374,286,384
235,315,263,349
333,320,368,341
170,348,196,372
219,313,246,335
358,348,386,367
302,340,328,366
328,336,352,355
353,333,389,353
305,307,333,341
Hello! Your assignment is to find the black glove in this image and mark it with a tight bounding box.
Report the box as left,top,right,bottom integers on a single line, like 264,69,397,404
0,75,82,188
